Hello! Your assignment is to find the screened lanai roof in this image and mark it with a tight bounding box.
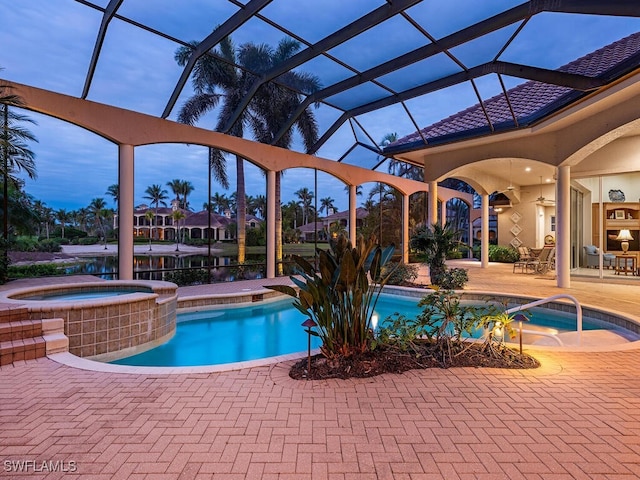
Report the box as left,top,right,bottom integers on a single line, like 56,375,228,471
386,31,640,155
1,0,639,177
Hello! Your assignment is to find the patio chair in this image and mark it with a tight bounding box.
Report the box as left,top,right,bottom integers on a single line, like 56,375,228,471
527,247,555,274
513,246,536,273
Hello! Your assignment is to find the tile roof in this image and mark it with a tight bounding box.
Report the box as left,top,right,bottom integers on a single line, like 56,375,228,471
388,32,640,152
133,207,262,228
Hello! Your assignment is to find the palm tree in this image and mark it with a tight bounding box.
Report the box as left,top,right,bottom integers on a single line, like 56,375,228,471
1,81,37,265
180,180,194,210
166,179,194,211
74,207,89,233
175,34,320,268
144,210,155,251
39,205,54,240
295,187,314,225
282,200,299,229
144,184,168,241
210,192,229,214
106,184,119,208
175,34,246,261
246,39,321,271
171,209,186,251
55,208,70,239
319,196,335,215
88,197,109,248
166,178,182,205
253,194,266,219
344,184,363,197
410,222,463,286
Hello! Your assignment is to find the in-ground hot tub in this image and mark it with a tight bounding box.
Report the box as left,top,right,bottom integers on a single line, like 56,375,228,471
0,280,178,360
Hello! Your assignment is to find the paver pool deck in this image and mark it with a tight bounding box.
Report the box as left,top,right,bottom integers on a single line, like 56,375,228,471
1,260,640,479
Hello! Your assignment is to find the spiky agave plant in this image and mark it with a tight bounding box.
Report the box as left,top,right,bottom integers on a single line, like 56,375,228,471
267,234,395,358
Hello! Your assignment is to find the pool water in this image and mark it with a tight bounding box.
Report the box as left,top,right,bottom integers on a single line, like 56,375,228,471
23,289,145,301
111,294,617,367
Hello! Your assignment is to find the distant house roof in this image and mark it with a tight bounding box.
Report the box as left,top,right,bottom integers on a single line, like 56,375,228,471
131,207,262,228
298,208,369,233
298,222,324,234
386,32,640,154
323,207,369,222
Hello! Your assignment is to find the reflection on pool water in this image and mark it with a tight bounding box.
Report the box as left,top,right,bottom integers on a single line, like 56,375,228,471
111,293,632,368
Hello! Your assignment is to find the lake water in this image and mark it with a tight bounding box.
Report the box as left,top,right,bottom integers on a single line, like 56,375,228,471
62,253,295,282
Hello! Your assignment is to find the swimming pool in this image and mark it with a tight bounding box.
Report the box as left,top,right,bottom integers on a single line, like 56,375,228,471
111,293,634,367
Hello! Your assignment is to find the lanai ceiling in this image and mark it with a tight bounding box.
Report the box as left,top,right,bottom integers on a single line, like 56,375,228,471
1,0,639,184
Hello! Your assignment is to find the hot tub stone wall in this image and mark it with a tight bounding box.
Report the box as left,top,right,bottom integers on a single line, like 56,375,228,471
26,293,177,357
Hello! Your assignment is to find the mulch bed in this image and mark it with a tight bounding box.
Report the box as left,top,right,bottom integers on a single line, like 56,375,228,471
289,343,540,380
8,251,74,264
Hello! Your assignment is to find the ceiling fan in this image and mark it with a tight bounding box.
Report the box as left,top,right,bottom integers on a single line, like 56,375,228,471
531,176,555,206
496,160,517,194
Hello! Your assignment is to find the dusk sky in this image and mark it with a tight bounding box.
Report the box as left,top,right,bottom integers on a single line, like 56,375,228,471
0,1,638,215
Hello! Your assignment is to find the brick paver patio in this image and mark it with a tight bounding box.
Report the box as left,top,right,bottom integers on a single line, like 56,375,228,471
2,262,640,479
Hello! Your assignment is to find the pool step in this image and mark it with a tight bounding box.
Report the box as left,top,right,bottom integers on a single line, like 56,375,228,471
0,306,47,366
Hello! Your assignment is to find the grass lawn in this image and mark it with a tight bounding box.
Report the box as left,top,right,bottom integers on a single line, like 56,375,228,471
212,242,327,257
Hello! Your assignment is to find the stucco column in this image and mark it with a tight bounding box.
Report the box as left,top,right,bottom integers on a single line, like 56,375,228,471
402,193,409,263
428,181,438,226
481,193,489,268
266,169,276,279
349,184,357,242
118,144,134,280
556,165,570,288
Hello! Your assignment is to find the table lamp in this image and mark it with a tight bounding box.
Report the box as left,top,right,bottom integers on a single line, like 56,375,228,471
616,229,634,254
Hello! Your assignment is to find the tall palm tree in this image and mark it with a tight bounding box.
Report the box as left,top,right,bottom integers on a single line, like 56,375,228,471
1,81,38,260
175,34,246,261
253,194,266,219
180,180,194,210
166,179,182,206
40,206,54,240
344,184,363,198
144,184,168,241
88,197,109,248
55,208,70,239
106,184,119,208
175,34,320,267
295,187,314,225
144,210,155,250
75,207,89,233
171,209,186,251
319,196,335,215
210,192,229,214
165,179,194,211
247,38,321,271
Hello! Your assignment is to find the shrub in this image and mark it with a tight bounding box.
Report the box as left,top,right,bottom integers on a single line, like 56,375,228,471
267,234,395,359
37,239,62,253
437,267,468,289
164,268,209,286
0,239,9,284
50,226,87,240
383,262,419,285
13,236,39,252
9,263,61,279
410,223,464,286
78,237,99,245
473,245,519,263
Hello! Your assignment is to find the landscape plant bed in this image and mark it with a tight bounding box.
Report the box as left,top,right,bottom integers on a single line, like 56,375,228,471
289,343,540,380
